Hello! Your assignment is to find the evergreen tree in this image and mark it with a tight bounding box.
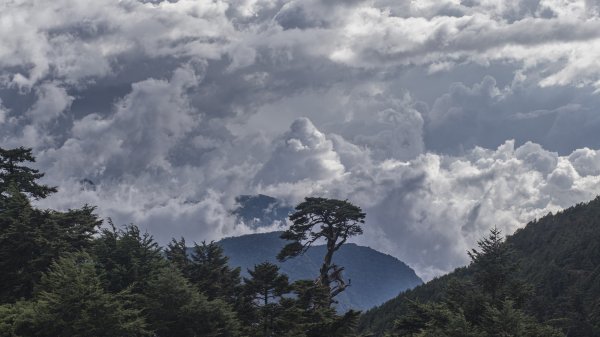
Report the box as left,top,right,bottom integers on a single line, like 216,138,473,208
142,264,241,337
165,236,190,277
388,228,564,337
288,280,361,337
243,262,291,337
0,147,56,200
0,252,148,337
467,226,521,301
189,241,242,303
91,222,164,294
0,186,99,302
277,197,366,304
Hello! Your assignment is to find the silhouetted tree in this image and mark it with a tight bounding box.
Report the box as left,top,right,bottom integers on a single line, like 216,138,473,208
0,147,56,200
277,197,365,304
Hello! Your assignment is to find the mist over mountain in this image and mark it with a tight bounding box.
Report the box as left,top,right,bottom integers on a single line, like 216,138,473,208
216,231,422,312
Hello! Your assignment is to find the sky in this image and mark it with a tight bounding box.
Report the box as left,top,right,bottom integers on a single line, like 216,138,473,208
3,0,600,280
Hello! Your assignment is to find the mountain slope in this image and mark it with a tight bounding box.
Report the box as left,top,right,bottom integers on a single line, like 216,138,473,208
216,231,423,312
359,197,600,336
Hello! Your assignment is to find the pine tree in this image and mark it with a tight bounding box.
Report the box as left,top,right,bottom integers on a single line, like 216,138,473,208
243,262,291,337
388,228,565,337
188,241,242,303
277,197,366,304
142,264,241,337
165,237,190,277
0,186,99,302
91,222,164,294
467,226,518,301
0,252,148,337
0,147,56,200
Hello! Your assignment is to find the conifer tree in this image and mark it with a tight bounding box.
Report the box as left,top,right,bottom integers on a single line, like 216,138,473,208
468,226,518,301
0,186,99,302
0,252,148,337
243,262,291,337
0,147,56,200
189,241,242,303
143,264,241,337
388,228,564,337
165,237,190,277
277,197,365,304
92,222,164,294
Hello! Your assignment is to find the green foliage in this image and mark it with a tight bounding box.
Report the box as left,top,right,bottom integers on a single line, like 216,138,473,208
467,226,527,302
243,262,291,337
189,241,242,303
91,221,164,294
165,236,190,276
0,186,99,302
0,252,148,337
361,228,567,337
142,265,241,337
0,147,56,200
388,301,480,337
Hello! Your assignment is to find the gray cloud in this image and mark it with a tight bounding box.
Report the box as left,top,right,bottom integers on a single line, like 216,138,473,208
3,0,600,279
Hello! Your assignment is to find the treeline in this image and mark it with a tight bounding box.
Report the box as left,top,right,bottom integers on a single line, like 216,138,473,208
374,227,565,336
0,147,362,336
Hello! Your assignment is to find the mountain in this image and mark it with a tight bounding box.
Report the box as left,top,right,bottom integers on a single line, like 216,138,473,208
215,231,423,312
359,197,600,336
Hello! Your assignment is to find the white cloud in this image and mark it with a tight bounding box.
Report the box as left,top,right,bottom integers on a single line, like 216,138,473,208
254,117,346,185
27,82,74,124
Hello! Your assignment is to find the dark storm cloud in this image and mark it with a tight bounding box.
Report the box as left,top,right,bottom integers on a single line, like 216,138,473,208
3,0,600,279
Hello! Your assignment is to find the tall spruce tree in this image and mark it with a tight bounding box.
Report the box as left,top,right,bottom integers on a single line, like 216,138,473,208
91,222,164,294
188,241,242,303
0,147,56,200
467,226,520,301
243,262,291,337
165,237,190,277
0,186,99,302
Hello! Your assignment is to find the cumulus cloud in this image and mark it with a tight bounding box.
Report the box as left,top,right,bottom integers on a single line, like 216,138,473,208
4,0,600,280
255,118,345,185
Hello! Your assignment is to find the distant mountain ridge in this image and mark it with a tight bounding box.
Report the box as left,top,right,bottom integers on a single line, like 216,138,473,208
213,231,423,312
359,197,600,336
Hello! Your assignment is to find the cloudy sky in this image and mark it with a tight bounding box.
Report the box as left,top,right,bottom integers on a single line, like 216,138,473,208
3,0,600,280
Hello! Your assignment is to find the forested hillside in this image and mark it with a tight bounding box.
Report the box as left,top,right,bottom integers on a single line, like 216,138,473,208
218,231,422,311
359,198,600,336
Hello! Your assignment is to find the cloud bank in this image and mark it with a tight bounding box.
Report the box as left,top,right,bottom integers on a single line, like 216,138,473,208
3,0,600,280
